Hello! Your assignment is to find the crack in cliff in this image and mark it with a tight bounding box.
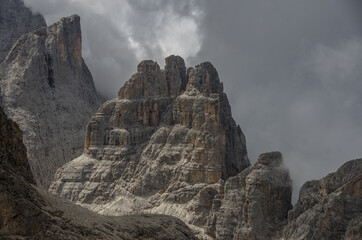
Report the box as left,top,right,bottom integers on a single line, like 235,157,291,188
44,53,54,88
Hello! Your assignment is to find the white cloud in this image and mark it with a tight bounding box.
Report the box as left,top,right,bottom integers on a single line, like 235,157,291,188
157,16,202,59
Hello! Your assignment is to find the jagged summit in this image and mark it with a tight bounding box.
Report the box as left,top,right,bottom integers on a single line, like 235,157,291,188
119,55,187,99
118,56,224,100
47,14,84,69
187,61,224,95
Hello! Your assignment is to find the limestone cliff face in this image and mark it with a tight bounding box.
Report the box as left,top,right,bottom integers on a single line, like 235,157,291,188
282,158,362,240
0,0,46,63
0,14,104,188
0,105,196,240
50,56,295,239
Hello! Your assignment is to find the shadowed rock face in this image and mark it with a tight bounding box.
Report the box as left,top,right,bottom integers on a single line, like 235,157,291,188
0,0,46,63
0,105,197,240
282,158,362,240
0,14,104,188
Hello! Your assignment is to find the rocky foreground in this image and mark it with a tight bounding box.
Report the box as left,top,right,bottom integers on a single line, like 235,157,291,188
0,0,103,188
0,104,196,239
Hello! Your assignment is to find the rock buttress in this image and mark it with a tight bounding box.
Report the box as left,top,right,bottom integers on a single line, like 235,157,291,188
0,14,104,188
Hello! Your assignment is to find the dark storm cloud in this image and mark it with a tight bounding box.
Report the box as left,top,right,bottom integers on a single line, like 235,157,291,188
24,0,362,201
190,0,362,201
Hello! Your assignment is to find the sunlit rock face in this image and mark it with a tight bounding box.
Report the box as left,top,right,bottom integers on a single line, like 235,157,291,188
0,14,104,188
50,55,258,238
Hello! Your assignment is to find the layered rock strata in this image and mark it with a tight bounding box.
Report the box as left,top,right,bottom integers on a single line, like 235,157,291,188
0,0,46,63
50,56,295,239
0,14,104,187
282,158,362,240
0,105,196,240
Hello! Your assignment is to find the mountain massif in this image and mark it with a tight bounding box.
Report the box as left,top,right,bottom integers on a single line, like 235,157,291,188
0,1,361,240
0,0,103,188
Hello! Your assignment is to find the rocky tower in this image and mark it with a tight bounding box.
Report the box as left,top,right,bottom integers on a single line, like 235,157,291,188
0,14,104,188
51,56,250,197
0,0,46,63
50,56,293,239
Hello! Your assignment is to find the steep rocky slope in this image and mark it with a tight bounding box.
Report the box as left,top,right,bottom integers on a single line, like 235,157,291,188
0,14,104,188
282,158,362,240
0,104,196,240
0,0,46,63
50,56,294,239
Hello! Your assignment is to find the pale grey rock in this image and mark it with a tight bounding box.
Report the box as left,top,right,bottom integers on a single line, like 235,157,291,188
282,158,362,240
0,0,46,63
0,14,104,188
0,104,197,240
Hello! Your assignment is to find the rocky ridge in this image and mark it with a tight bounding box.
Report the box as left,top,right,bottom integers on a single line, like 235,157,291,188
0,0,46,63
50,56,294,239
0,104,196,240
0,12,104,188
282,158,361,240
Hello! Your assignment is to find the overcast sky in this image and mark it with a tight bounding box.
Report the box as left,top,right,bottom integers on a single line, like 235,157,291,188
24,0,362,201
